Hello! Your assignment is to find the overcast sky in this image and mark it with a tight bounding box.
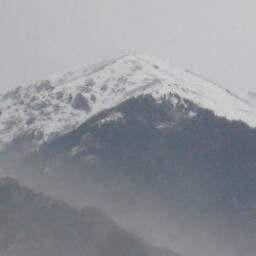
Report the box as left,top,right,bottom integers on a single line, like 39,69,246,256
1,0,256,94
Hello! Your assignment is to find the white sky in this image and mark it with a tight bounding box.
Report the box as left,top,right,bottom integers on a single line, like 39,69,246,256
1,0,256,94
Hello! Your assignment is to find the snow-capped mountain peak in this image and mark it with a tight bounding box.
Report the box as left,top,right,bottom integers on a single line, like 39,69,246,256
1,53,256,150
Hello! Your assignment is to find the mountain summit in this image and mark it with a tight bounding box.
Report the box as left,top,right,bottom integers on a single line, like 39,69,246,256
1,53,255,150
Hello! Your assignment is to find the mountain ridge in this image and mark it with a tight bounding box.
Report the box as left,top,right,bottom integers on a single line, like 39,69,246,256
1,53,256,151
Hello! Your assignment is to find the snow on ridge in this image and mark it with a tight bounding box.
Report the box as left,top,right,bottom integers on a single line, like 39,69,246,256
0,53,256,151
97,112,124,126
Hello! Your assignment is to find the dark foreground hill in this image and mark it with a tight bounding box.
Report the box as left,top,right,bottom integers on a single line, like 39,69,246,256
0,177,178,256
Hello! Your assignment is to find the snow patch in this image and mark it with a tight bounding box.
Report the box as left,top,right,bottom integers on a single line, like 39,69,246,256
97,112,124,126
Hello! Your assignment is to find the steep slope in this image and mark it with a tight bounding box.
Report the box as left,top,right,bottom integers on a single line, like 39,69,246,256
0,177,178,256
1,54,256,256
1,53,255,151
4,94,255,256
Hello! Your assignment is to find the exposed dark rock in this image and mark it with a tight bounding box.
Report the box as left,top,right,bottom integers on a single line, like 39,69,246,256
72,93,91,112
36,80,53,92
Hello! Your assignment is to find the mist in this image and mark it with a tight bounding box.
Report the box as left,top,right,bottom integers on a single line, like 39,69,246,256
1,1,256,255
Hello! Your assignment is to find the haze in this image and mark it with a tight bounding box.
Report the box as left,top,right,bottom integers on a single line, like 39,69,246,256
1,0,256,94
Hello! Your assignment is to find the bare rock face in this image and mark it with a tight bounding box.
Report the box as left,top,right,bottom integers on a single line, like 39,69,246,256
72,93,91,112
35,80,53,92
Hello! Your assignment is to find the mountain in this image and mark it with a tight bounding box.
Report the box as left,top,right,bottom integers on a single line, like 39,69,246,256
0,177,178,256
0,53,256,154
15,94,254,256
1,54,256,256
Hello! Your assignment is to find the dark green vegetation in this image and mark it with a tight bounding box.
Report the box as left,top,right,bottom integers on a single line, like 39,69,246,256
1,94,256,256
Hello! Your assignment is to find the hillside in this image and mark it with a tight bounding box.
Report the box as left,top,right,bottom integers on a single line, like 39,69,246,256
0,177,178,256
